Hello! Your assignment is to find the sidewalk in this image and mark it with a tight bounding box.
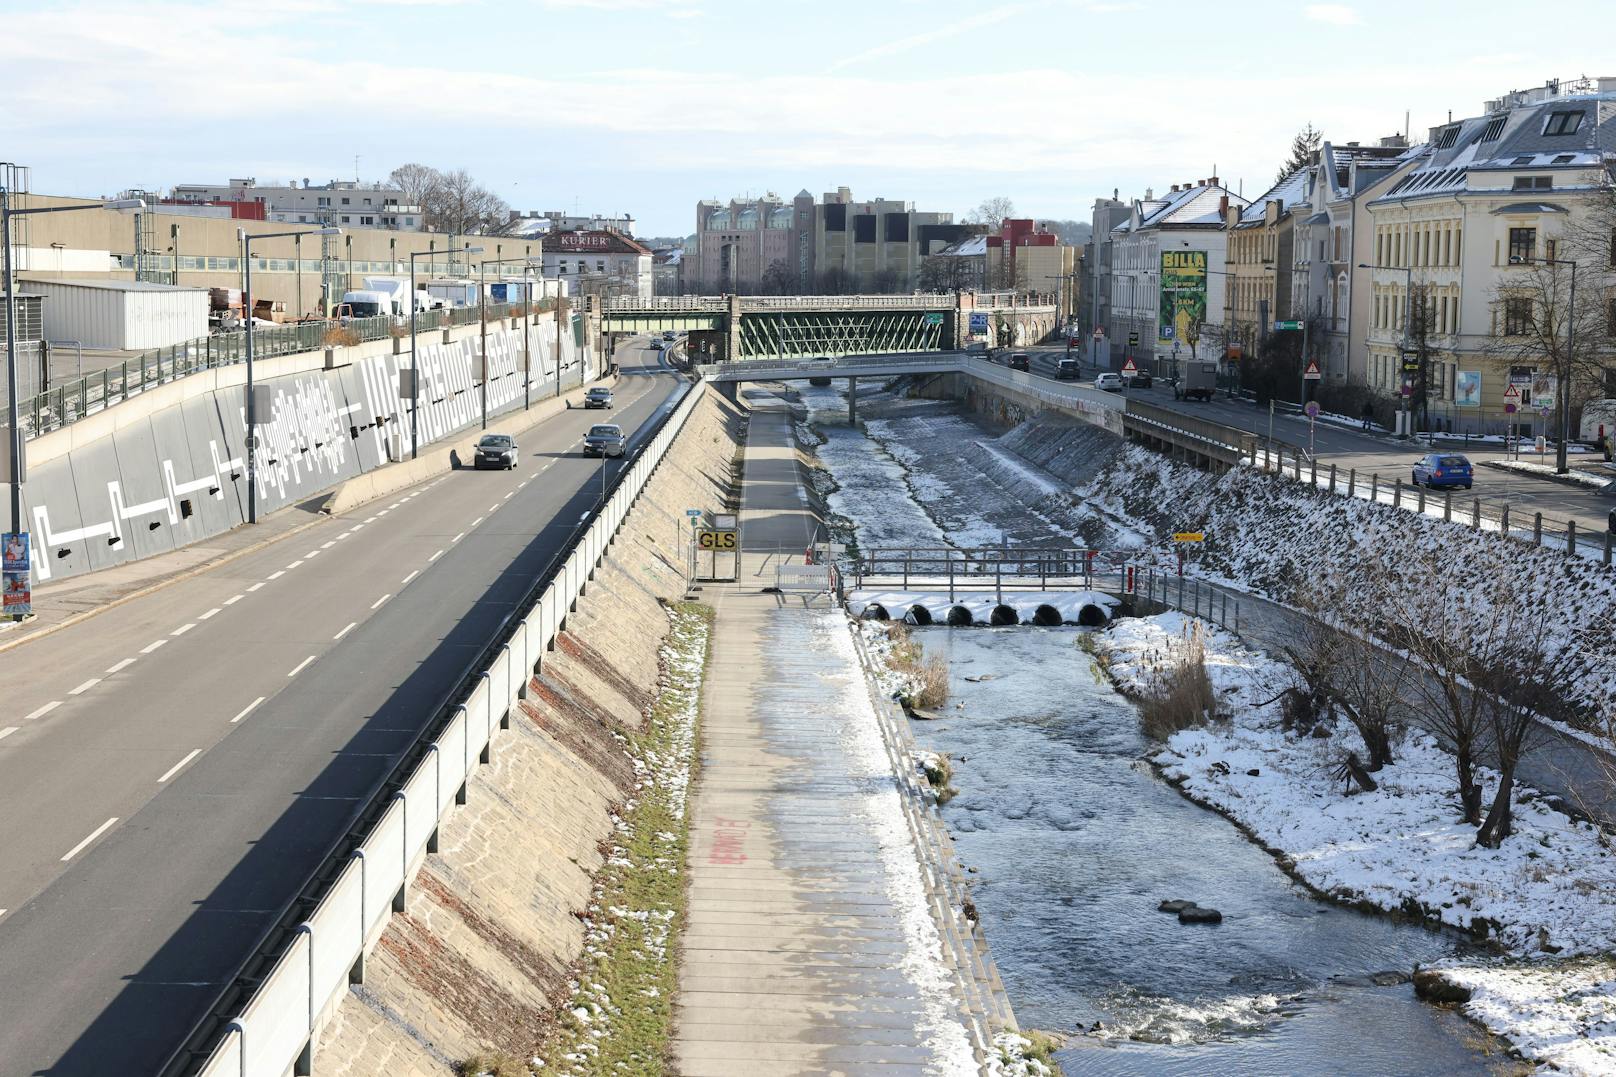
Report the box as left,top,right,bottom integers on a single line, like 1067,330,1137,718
674,392,997,1074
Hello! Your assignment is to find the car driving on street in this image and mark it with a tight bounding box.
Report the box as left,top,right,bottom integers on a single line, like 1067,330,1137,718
1094,372,1124,392
1056,357,1081,379
1007,352,1030,371
473,433,518,470
584,387,614,409
584,423,627,458
1412,452,1473,489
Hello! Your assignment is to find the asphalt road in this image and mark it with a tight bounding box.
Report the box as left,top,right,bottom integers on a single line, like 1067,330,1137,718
0,339,682,1076
1016,345,1616,535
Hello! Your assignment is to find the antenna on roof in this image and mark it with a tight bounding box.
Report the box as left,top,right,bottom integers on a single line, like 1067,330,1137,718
1405,110,1410,142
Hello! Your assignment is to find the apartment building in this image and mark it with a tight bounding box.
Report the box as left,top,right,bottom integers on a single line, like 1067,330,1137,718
541,229,653,299
1363,76,1616,427
171,178,424,231
1081,193,1132,364
1223,170,1307,357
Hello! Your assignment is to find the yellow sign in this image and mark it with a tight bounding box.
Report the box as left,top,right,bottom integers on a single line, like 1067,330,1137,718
1172,532,1205,543
698,530,737,550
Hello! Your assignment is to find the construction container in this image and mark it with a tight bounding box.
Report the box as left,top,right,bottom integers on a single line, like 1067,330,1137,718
20,277,208,351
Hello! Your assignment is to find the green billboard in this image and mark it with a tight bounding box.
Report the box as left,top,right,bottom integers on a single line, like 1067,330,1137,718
1159,250,1207,343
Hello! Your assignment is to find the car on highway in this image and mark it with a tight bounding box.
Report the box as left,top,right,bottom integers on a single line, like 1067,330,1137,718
1095,372,1124,392
809,355,834,387
1007,352,1031,371
584,386,614,410
1127,369,1153,389
649,338,664,350
473,433,519,470
1056,357,1081,379
1411,452,1473,489
584,423,627,458
663,330,677,341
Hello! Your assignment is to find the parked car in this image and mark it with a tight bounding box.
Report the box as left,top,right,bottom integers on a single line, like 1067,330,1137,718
584,423,627,458
473,433,518,470
1127,369,1153,389
1007,351,1031,371
1056,357,1081,380
1411,452,1473,489
584,387,614,410
1095,372,1124,392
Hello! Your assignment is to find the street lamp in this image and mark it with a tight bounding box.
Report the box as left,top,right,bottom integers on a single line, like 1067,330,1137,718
477,256,543,428
242,226,340,524
1359,262,1415,437
1510,252,1578,473
408,244,482,459
4,194,145,541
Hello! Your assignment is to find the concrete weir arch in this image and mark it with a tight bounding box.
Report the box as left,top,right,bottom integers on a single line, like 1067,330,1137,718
945,605,974,627
989,604,1019,626
1031,604,1063,626
905,605,934,626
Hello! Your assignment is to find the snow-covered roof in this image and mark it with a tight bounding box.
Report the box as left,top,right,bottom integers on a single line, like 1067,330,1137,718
939,235,989,257
1238,169,1309,225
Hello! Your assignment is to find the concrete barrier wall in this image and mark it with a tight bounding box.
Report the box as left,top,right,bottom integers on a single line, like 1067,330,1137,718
11,315,596,584
191,383,708,1077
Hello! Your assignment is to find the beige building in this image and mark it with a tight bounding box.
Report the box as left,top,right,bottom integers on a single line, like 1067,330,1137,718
1224,170,1307,356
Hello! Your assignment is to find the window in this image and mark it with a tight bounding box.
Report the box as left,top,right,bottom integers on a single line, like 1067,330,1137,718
884,214,909,242
1513,176,1553,190
1434,125,1460,149
341,197,351,205
823,203,847,232
361,216,374,226
1546,239,1557,262
1504,296,1533,335
853,214,877,243
341,215,351,224
363,198,372,206
1544,110,1584,136
317,197,330,207
1508,227,1536,263
1480,115,1507,142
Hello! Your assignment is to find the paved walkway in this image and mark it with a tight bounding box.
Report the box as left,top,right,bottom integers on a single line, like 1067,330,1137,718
674,391,995,1075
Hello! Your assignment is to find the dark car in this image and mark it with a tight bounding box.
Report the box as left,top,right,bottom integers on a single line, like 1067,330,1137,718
1056,357,1081,380
474,433,518,470
584,386,614,409
1412,452,1473,489
584,423,627,458
1127,369,1153,389
1007,352,1031,371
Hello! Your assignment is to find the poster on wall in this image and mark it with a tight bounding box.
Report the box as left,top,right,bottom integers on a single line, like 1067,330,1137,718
2,531,30,619
1160,250,1207,343
1530,372,1557,409
1454,371,1482,407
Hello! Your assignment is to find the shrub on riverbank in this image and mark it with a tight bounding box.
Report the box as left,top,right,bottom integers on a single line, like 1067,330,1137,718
863,622,951,710
1135,619,1215,740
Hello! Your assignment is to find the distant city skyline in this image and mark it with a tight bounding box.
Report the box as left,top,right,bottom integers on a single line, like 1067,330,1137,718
0,0,1608,236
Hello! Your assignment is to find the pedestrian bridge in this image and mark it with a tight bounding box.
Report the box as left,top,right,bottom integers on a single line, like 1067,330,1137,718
602,292,1057,361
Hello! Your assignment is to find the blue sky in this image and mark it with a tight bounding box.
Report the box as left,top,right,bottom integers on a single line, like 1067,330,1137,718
0,0,1608,236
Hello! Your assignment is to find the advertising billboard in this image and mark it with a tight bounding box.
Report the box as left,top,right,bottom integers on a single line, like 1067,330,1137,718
3,532,30,619
1160,251,1207,344
1454,371,1481,407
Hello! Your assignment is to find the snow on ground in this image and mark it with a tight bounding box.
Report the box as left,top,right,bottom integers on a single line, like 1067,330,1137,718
1487,458,1614,489
1096,612,1616,1074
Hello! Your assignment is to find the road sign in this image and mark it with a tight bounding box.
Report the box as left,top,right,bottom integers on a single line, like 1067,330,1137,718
685,508,703,517
1541,405,1552,418
1127,331,1140,346
1121,357,1138,375
1504,402,1518,415
923,312,944,327
1303,360,1322,381
1304,401,1320,418
1274,320,1303,331
698,530,737,551
1503,383,1522,403
1093,326,1104,339
1172,532,1205,543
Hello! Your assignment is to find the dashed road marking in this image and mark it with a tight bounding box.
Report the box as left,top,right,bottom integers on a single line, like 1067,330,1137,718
489,502,500,512
305,550,321,559
61,817,119,861
471,516,484,527
503,492,514,500
22,702,59,722
287,656,316,678
157,749,202,784
285,561,303,570
451,532,465,543
428,549,444,562
321,541,336,549
69,678,101,695
105,658,136,674
246,582,266,592
198,608,221,621
371,593,391,610
172,623,196,637
266,571,285,581
141,638,170,654
230,696,265,724
0,728,16,742
400,570,419,585
224,594,244,605
333,621,357,641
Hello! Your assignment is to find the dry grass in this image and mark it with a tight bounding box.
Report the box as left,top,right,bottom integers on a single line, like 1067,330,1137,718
915,654,950,709
880,624,950,710
458,1052,528,1077
322,325,361,348
1138,620,1216,740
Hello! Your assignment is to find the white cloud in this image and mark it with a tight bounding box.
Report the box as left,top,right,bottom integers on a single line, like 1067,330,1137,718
827,6,1023,72
1305,3,1360,25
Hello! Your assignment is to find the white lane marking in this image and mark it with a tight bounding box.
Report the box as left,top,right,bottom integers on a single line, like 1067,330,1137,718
333,621,357,641
400,570,419,586
157,749,202,784
23,701,60,721
370,593,391,610
320,541,336,549
224,594,244,605
266,571,285,581
0,727,16,742
141,638,169,653
230,696,265,724
287,655,316,678
334,532,351,541
471,516,484,527
61,817,119,861
503,492,514,501
105,658,136,674
69,678,102,695
368,513,382,521
285,561,303,570
171,623,196,637
198,608,221,621
488,502,500,512
428,549,444,562
246,582,266,592
305,550,321,560
451,532,465,543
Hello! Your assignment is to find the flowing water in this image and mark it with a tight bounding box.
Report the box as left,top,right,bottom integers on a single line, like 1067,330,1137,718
910,628,1515,1076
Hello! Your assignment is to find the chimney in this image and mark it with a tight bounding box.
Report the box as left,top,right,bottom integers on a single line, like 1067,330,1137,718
1219,195,1229,215
1144,187,1154,200
1170,184,1179,194
1210,175,1219,187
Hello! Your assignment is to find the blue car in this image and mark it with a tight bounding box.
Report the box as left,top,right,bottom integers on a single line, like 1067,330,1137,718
1412,452,1473,490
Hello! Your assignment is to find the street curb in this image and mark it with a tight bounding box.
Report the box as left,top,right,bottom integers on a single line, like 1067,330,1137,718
1480,459,1615,493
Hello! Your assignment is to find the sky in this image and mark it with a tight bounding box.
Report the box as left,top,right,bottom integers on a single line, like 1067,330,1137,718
0,0,1609,237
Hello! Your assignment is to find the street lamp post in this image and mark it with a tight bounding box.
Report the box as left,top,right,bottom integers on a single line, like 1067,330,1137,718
408,245,483,459
4,193,146,540
243,226,340,524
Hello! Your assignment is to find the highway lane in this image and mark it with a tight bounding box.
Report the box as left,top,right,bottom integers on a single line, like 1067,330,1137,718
1016,345,1616,534
0,339,680,1076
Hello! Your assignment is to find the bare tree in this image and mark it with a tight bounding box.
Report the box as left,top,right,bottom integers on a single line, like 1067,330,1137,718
816,266,853,295
760,259,796,295
388,163,442,214
428,168,510,235
918,253,976,295
966,196,1015,233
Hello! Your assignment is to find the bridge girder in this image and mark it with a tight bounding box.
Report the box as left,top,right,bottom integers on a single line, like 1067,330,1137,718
736,310,946,360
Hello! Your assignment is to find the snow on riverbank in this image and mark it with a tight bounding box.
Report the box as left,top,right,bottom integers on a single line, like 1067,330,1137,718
1097,612,1616,1074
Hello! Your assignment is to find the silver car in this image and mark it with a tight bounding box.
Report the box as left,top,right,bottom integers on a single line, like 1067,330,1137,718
474,433,518,470
584,423,627,458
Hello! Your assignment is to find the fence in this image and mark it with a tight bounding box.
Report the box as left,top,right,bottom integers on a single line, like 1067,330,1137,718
853,546,1101,598
15,302,567,440
172,380,704,1077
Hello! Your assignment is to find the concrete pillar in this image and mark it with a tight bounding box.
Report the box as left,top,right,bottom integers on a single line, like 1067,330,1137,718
725,293,742,362
848,376,858,424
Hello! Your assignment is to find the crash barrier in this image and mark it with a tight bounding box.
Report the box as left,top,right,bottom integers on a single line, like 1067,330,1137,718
171,381,703,1077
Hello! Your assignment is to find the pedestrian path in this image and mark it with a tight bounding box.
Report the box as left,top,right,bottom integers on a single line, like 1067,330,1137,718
673,391,995,1074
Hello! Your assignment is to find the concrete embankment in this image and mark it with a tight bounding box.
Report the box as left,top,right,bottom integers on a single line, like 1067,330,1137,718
310,387,744,1075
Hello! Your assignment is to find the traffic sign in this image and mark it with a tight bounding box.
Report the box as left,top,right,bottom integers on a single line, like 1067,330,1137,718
685,508,702,517
1093,327,1104,339
1304,401,1320,418
1303,360,1322,381
698,530,737,550
1540,405,1552,418
1127,331,1140,347
1502,383,1522,402
1274,320,1303,331
923,312,944,326
1121,358,1138,375
1504,402,1518,415
1172,532,1204,543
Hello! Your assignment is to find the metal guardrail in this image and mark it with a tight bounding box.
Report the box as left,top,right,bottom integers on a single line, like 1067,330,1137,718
603,293,1058,314
14,302,561,441
171,377,704,1077
853,546,1101,596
